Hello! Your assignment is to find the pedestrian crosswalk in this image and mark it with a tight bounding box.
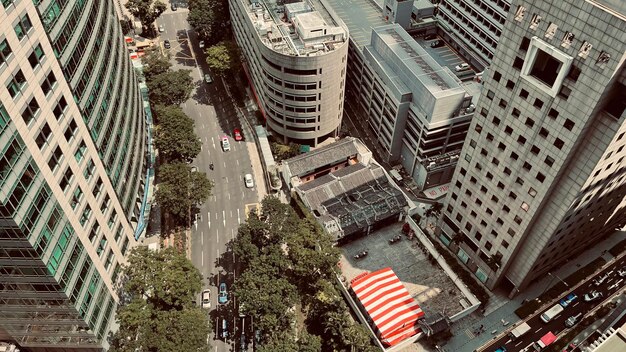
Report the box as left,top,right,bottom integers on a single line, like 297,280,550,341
465,328,476,339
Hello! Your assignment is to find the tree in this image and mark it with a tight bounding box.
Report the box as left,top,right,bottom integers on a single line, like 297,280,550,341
142,49,172,83
153,105,201,162
125,0,166,37
425,202,443,218
147,69,194,106
109,247,210,352
187,0,214,40
204,41,241,76
155,162,212,220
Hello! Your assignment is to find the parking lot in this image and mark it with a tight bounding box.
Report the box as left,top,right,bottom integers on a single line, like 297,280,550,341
413,34,476,79
339,222,466,318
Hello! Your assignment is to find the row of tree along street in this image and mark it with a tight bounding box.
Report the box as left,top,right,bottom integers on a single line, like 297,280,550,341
231,197,379,352
108,28,213,349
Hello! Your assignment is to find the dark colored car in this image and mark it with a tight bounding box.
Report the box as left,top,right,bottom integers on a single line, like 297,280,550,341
163,40,171,49
171,3,177,11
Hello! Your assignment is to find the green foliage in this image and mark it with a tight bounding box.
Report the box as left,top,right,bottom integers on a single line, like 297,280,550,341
270,141,301,162
187,0,214,40
109,247,210,352
155,162,212,221
147,69,194,106
205,41,241,76
125,0,166,37
233,195,377,352
153,105,201,162
142,49,172,83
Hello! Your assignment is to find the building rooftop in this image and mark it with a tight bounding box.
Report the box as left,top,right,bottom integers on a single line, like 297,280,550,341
323,0,386,49
241,0,348,56
590,0,626,18
283,137,365,177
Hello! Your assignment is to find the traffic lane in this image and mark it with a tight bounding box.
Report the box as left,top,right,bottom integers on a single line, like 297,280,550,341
485,256,626,351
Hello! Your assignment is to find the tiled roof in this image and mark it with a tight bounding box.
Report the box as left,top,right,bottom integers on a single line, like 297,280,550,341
284,137,359,177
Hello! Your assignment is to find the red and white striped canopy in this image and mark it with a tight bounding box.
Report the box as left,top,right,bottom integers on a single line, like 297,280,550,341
350,267,425,346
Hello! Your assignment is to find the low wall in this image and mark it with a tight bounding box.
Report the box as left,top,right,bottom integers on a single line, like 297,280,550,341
406,216,481,322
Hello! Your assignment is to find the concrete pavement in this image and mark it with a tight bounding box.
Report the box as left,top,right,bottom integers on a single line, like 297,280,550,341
442,231,626,352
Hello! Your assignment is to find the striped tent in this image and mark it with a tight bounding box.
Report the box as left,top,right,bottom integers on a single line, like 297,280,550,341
350,267,425,346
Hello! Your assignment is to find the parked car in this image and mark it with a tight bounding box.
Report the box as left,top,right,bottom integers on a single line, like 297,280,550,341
199,40,205,48
583,290,603,302
455,63,471,72
171,3,178,11
234,128,243,141
618,268,626,277
204,73,213,84
221,136,230,151
163,40,171,49
494,347,507,352
158,24,164,32
559,293,577,308
244,174,254,188
201,289,211,309
218,282,228,304
430,40,444,48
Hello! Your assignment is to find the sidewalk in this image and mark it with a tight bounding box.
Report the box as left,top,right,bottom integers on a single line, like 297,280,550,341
442,230,625,352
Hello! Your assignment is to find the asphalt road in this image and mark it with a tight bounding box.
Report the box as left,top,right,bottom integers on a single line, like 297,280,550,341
483,256,626,352
157,9,260,351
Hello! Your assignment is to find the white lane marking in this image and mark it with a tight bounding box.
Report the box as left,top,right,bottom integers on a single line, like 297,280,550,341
514,340,522,347
201,251,203,266
228,193,230,200
572,302,579,308
225,177,228,184
237,159,239,166
222,211,226,226
224,161,226,168
230,210,233,218
201,230,204,245
211,136,215,149
237,208,241,224
534,327,542,333
216,228,219,242
239,174,242,181
215,212,218,219
202,124,205,128
207,212,211,228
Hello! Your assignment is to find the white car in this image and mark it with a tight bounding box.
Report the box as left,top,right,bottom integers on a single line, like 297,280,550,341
221,136,230,151
244,174,254,188
583,291,603,302
199,40,205,48
201,289,211,309
158,24,164,32
455,63,470,72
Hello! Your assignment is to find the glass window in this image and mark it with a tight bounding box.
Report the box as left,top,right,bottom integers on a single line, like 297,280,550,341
21,97,40,125
475,267,489,282
80,205,92,226
7,70,27,98
0,38,12,66
74,140,86,162
457,248,470,264
14,14,33,40
28,44,45,68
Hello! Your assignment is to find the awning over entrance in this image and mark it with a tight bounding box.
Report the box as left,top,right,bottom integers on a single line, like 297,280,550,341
350,268,425,346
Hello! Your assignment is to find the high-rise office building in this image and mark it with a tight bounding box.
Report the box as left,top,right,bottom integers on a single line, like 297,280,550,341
437,0,511,69
0,0,147,349
230,0,349,147
437,0,626,296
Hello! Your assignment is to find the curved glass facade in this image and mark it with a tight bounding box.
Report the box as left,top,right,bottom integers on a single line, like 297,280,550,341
0,0,145,349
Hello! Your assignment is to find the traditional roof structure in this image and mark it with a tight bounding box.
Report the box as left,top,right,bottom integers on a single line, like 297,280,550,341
350,268,425,346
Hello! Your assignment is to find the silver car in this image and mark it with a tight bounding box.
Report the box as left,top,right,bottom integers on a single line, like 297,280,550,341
244,174,254,188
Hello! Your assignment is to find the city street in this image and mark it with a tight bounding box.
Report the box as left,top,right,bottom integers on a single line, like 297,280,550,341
157,9,260,351
482,256,626,352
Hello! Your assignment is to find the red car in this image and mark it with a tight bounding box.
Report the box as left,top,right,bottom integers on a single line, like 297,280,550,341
234,128,243,141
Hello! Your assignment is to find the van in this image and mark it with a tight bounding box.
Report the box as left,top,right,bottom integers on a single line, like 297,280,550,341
508,321,531,339
221,319,229,339
540,304,564,323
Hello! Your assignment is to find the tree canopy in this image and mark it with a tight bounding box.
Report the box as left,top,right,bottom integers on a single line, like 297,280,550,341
205,41,241,76
155,162,212,221
231,196,378,351
125,0,166,37
153,105,201,162
109,247,210,352
147,69,194,106
187,0,214,41
142,49,172,83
